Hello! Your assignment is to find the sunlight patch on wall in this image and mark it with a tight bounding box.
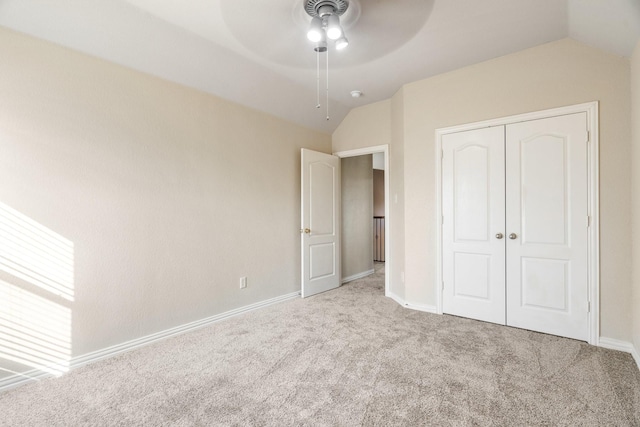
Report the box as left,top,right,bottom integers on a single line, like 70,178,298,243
0,280,71,376
0,202,74,378
0,202,74,301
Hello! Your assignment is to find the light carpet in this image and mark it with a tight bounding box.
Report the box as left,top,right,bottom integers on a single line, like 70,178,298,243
1,264,639,426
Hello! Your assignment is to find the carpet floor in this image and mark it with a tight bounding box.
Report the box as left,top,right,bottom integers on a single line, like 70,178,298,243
1,264,639,426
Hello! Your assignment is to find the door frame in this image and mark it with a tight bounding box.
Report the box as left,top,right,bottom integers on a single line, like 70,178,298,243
435,102,600,345
334,145,391,296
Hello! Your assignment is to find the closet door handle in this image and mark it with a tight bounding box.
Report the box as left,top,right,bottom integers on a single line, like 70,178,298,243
509,233,517,240
495,233,504,239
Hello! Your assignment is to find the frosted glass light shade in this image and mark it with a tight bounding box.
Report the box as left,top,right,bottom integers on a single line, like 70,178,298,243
326,14,342,40
307,17,324,42
335,36,349,50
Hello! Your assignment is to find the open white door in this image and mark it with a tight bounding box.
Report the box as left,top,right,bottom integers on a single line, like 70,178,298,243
301,149,341,298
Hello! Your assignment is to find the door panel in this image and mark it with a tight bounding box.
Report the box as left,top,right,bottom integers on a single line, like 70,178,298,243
309,243,336,280
519,134,568,245
442,127,506,325
454,144,491,242
521,258,568,311
453,252,491,299
505,113,588,340
309,162,336,236
301,149,341,298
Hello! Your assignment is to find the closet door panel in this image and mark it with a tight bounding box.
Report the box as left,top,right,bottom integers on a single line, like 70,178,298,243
442,126,506,325
505,113,588,341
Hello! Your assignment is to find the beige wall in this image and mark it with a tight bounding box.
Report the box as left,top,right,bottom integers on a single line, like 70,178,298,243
334,38,633,341
632,40,640,355
0,28,331,380
341,156,374,279
332,100,391,152
373,170,385,217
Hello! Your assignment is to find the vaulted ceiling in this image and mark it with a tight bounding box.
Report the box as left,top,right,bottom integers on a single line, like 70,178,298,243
1,0,639,134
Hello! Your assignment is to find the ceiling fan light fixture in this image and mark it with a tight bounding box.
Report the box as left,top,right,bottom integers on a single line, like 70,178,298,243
317,4,337,17
335,36,349,50
304,0,351,121
305,0,349,18
307,16,324,42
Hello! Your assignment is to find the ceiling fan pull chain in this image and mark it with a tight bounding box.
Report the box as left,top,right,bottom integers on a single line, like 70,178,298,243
316,48,321,109
326,46,330,121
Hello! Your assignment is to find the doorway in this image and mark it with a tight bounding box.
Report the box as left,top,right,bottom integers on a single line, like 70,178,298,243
335,145,390,296
373,153,385,263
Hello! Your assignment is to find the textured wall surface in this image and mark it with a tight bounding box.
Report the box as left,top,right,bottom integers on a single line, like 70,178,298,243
373,170,385,218
0,28,330,380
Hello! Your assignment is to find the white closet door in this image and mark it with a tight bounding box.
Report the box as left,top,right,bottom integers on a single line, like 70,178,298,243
505,113,589,341
442,127,506,325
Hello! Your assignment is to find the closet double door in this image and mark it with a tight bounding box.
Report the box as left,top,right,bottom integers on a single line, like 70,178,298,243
442,113,589,341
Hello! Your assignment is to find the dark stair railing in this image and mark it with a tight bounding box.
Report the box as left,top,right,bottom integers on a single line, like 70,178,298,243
374,216,385,262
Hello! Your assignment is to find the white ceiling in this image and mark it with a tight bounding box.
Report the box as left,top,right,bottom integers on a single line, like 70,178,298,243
0,0,638,134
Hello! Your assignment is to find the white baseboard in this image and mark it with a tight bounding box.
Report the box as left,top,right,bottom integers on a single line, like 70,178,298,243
386,292,438,314
342,269,375,284
598,337,640,371
0,291,300,393
386,291,405,307
598,336,635,352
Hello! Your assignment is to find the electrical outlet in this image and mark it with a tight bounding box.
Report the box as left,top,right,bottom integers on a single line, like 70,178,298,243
240,277,247,289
